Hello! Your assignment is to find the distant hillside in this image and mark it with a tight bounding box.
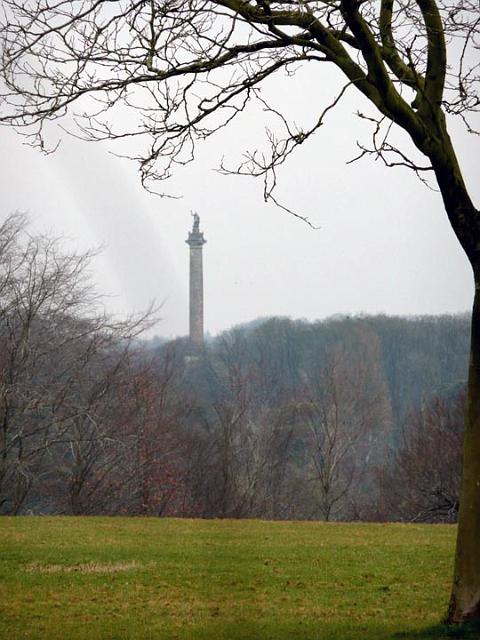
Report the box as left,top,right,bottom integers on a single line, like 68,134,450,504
171,313,470,439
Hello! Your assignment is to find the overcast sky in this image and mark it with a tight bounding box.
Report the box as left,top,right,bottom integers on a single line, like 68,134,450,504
0,66,476,339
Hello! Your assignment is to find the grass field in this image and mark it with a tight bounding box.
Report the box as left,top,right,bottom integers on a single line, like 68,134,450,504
0,517,478,640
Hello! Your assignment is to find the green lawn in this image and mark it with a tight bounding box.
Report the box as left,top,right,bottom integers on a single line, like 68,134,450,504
0,517,477,639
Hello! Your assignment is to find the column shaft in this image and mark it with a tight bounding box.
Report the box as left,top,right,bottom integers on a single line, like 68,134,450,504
189,246,204,346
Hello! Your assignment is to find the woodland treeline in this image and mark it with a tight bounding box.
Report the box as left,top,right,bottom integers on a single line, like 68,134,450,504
0,214,469,522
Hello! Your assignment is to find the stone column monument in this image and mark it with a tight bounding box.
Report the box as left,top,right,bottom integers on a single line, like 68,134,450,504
186,213,206,347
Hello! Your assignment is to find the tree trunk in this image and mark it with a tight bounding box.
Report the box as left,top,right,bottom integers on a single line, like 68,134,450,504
447,275,480,623
426,133,480,623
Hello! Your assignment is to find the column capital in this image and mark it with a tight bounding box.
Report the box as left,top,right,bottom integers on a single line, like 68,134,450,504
186,231,206,247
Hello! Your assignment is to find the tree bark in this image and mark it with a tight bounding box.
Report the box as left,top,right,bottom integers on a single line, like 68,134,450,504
427,133,480,623
447,274,480,623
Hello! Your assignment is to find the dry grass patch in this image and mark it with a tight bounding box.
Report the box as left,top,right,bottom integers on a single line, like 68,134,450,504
24,560,145,574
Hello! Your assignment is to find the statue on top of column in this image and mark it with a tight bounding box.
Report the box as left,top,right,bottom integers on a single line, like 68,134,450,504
192,212,200,232
186,212,206,247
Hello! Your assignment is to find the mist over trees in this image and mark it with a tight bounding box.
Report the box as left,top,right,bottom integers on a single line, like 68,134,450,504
168,313,468,522
0,213,468,524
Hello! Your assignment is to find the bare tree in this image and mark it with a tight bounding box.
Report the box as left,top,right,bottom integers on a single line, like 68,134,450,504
0,212,97,513
53,343,140,516
0,0,479,622
182,335,295,519
0,213,153,514
123,348,194,517
292,336,390,520
40,337,190,516
377,389,465,524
